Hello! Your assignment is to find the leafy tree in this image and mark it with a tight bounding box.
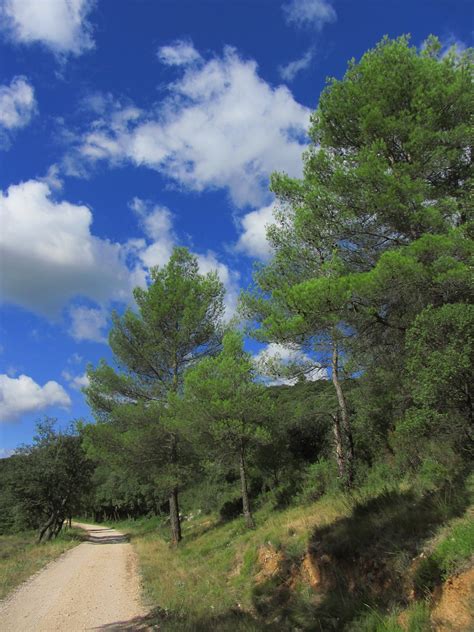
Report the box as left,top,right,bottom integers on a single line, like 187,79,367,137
85,247,224,543
255,380,337,504
242,36,473,485
1,419,93,541
182,331,272,528
392,302,474,469
271,35,472,270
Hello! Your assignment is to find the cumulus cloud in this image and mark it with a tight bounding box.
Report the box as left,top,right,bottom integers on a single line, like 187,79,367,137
0,76,36,132
157,39,201,66
235,203,275,260
68,305,107,342
279,48,314,81
0,373,71,423
129,197,175,269
73,47,310,207
282,0,336,30
62,369,90,390
0,0,96,55
0,176,241,331
196,251,240,318
254,343,327,385
128,198,240,318
0,179,135,316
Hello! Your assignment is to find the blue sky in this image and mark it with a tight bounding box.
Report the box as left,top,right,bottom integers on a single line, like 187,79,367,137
0,0,472,453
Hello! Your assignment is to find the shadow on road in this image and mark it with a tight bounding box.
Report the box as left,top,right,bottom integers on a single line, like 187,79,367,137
93,607,278,631
86,535,128,544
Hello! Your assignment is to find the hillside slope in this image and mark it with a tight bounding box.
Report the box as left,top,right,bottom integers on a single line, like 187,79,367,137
110,475,474,631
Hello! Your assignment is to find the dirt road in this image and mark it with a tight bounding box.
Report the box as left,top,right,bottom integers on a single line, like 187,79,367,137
0,522,149,631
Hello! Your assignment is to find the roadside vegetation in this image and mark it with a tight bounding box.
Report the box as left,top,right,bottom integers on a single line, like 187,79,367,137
0,527,85,601
0,35,472,629
108,473,473,631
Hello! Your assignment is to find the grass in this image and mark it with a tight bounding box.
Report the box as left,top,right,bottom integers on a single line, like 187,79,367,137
108,495,349,630
105,476,473,631
0,526,85,601
351,601,431,632
413,506,474,596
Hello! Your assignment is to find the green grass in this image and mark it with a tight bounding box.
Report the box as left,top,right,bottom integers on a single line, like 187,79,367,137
0,526,85,601
413,507,474,596
351,601,431,632
105,476,473,631
107,495,348,630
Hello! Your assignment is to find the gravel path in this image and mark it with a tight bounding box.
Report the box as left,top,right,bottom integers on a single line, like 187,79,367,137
0,522,149,631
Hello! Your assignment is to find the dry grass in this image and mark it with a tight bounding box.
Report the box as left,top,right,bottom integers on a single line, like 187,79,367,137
110,493,350,629
110,479,473,631
0,527,85,601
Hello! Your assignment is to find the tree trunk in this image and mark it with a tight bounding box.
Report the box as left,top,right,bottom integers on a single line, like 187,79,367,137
332,412,346,481
331,340,354,487
52,517,64,538
239,443,255,529
169,487,182,544
168,431,182,544
38,515,55,543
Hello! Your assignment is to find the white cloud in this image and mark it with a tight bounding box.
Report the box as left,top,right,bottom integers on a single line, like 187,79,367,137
0,179,135,316
129,198,240,318
255,343,327,385
440,34,468,58
0,177,240,332
196,251,240,319
68,352,83,365
74,47,310,207
158,39,201,66
279,48,314,81
62,369,90,390
283,0,336,30
129,197,175,269
69,305,107,342
0,76,36,132
1,0,95,56
235,203,275,260
0,373,71,423
0,448,15,458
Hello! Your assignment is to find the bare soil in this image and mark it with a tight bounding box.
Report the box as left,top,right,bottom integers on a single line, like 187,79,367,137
0,522,149,631
431,566,474,632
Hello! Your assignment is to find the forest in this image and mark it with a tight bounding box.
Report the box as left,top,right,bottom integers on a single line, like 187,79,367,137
1,36,473,631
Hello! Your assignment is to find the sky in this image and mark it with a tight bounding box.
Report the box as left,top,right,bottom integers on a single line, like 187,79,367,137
0,0,472,453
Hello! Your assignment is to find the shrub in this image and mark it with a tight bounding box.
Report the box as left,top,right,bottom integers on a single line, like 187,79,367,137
296,459,340,503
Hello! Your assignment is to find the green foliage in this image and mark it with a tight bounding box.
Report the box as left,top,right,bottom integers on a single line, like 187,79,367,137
351,601,431,632
414,509,474,595
84,248,225,539
405,303,473,415
0,419,93,539
182,331,274,525
297,458,340,503
183,331,272,454
242,35,473,500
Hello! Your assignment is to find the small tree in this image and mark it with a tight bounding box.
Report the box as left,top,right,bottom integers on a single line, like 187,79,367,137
182,331,272,528
8,419,93,541
391,302,474,468
85,247,224,544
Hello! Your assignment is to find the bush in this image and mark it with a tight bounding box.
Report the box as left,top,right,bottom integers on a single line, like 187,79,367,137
355,460,401,499
219,498,243,522
296,459,340,503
